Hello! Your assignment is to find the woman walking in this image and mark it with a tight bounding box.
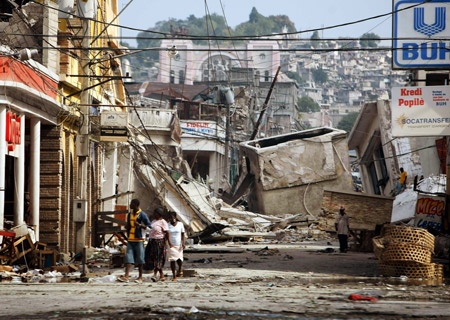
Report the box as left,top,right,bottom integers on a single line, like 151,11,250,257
167,211,186,281
145,207,171,281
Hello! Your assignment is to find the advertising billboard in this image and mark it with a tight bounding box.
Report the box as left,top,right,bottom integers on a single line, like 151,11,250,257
414,193,444,231
181,121,226,139
393,0,450,69
391,85,450,136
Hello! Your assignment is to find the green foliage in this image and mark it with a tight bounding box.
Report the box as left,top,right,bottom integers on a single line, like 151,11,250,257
297,96,320,112
360,32,380,48
132,8,296,76
310,31,320,48
312,67,328,84
120,41,132,48
235,7,296,36
337,112,359,133
285,71,304,84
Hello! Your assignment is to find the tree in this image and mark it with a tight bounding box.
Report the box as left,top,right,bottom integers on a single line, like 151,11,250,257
312,67,328,84
235,8,296,36
310,30,320,48
120,41,132,48
286,71,304,84
249,7,263,23
337,112,359,133
297,96,320,112
360,32,381,48
235,8,274,36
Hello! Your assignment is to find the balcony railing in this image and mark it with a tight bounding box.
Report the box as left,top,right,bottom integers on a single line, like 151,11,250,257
130,108,175,130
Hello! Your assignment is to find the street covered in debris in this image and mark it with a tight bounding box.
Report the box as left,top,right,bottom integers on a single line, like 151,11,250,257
1,241,450,319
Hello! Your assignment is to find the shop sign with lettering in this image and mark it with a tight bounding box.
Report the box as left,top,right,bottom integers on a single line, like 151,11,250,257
414,194,445,232
391,85,450,136
5,111,21,152
393,0,450,69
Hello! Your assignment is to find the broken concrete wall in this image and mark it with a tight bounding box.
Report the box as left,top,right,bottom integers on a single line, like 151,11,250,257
322,189,393,231
1,1,59,74
240,127,353,217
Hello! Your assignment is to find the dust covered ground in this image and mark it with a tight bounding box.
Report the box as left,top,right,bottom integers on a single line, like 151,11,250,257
1,241,450,319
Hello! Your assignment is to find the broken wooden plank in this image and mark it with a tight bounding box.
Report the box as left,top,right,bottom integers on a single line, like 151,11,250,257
96,226,123,234
99,215,127,225
218,207,282,223
96,210,128,216
98,191,134,202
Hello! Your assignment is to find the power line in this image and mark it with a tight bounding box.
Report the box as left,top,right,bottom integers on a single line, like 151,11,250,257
29,0,432,40
12,45,445,53
4,32,449,42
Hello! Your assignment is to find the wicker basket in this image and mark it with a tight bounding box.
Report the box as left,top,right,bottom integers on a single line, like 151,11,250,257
434,263,444,280
382,225,435,251
382,242,432,264
379,262,438,279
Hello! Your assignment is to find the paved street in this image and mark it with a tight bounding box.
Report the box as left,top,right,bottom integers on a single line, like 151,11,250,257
1,242,449,319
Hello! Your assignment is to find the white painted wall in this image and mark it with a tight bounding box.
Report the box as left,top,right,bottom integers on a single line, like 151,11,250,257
101,143,117,211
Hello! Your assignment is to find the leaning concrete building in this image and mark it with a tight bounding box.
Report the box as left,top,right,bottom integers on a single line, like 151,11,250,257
239,127,354,217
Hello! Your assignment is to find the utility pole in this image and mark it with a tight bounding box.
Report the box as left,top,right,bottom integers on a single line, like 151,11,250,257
250,66,281,140
75,17,91,253
446,137,450,232
224,101,231,184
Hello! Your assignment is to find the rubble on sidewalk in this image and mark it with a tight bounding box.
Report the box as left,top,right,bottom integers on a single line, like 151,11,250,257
0,225,85,281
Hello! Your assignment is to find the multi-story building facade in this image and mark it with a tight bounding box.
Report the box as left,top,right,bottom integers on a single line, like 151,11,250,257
0,0,127,252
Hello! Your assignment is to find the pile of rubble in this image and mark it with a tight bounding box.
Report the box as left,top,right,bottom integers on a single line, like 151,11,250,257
132,147,332,244
373,225,443,281
0,224,80,282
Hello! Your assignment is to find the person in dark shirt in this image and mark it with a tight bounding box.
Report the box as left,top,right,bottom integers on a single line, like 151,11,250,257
118,199,151,283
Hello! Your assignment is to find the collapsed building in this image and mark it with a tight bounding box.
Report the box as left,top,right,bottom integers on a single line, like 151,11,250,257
237,127,354,217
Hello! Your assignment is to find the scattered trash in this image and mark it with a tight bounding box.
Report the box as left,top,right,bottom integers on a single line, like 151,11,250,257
193,258,212,264
44,271,63,278
255,247,279,256
316,248,335,253
348,294,378,301
89,274,117,283
0,266,13,272
189,306,199,313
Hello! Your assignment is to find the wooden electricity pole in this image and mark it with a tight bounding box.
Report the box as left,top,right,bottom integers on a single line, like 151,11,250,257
250,66,281,140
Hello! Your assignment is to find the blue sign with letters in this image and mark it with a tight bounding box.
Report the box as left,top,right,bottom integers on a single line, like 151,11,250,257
393,0,450,69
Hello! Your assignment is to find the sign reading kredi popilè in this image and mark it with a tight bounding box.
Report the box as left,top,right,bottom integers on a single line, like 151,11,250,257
393,0,450,69
391,85,450,136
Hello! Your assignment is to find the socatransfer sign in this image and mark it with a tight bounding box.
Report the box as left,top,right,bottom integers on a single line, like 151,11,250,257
391,85,450,136
393,0,450,69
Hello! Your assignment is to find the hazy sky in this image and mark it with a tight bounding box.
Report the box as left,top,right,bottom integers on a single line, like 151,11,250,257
117,0,394,46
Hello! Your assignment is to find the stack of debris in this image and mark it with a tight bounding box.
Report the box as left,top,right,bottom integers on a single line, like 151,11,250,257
0,224,79,278
132,146,332,243
0,226,47,267
373,225,443,280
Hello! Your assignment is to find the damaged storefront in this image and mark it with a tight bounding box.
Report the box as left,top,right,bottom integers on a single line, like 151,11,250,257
0,56,62,242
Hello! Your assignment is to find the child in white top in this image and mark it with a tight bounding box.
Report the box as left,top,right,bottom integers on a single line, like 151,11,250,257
167,211,186,281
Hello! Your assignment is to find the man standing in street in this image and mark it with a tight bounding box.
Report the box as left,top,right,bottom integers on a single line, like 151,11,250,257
335,206,350,253
118,199,151,283
396,167,407,195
